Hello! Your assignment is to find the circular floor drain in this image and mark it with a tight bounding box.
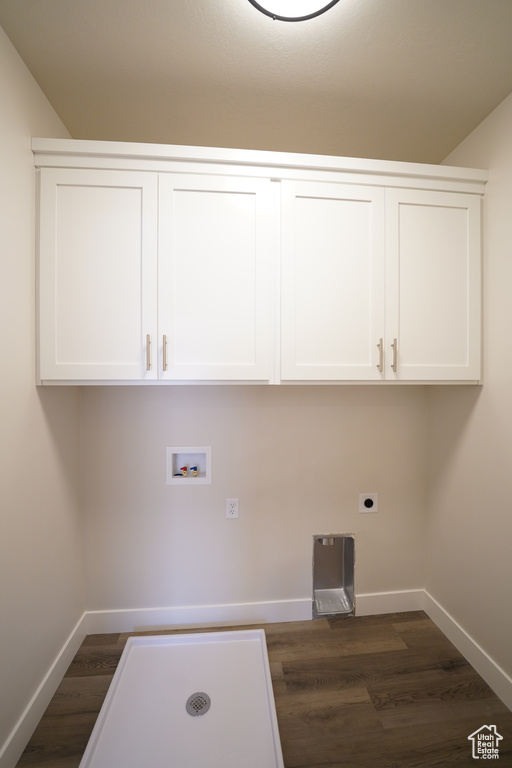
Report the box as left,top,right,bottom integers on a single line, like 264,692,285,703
186,692,211,717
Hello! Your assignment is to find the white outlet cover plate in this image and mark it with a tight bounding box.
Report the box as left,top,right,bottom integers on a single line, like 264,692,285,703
359,493,378,513
226,498,239,518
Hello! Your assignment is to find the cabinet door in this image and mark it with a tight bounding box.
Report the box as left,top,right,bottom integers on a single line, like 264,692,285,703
280,182,385,381
38,169,158,382
386,189,481,382
158,174,274,381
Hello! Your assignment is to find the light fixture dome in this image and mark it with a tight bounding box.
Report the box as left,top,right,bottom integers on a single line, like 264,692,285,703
247,0,341,22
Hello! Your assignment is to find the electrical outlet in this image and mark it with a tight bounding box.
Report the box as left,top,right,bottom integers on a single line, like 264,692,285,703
359,493,378,513
226,498,239,519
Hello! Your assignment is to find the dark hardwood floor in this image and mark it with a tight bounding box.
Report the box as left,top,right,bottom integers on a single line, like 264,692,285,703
16,611,512,767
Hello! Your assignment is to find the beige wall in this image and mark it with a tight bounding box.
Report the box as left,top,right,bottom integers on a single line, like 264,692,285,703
82,385,428,611
426,93,512,678
0,27,83,753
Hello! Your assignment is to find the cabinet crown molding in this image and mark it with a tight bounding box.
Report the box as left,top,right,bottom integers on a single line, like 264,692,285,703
32,138,488,195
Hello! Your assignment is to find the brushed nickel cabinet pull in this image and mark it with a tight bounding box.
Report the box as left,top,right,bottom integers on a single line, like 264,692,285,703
146,334,152,371
376,338,383,372
163,334,168,372
391,338,398,373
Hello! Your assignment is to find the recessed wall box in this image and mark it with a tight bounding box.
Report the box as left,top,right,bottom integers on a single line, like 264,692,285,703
312,534,355,618
166,446,211,485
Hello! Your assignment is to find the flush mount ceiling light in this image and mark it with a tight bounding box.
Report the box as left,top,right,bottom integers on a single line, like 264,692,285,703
247,0,341,22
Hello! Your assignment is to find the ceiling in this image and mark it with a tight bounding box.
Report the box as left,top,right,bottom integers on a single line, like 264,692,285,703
2,0,512,163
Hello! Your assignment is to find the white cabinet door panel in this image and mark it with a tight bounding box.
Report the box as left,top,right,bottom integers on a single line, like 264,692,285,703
158,175,273,380
280,182,385,381
38,169,158,381
386,189,481,381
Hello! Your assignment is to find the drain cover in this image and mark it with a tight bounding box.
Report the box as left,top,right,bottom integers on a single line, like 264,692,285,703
186,692,211,717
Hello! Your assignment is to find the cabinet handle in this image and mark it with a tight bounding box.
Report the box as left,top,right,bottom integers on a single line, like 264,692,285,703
146,334,152,371
163,335,168,372
391,338,398,373
376,338,383,372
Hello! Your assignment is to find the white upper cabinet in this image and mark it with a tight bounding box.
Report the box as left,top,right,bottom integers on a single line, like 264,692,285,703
281,184,481,383
158,175,274,381
37,168,273,384
280,182,385,381
34,139,486,385
385,189,481,382
37,168,158,382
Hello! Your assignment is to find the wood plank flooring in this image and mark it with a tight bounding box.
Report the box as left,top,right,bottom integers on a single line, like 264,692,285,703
16,611,512,767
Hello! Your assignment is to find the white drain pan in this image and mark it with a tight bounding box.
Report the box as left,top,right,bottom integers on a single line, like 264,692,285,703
79,629,284,768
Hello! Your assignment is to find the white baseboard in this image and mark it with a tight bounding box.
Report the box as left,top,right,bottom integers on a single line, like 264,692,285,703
0,612,88,768
86,591,427,634
85,598,313,634
355,589,424,616
422,591,512,711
